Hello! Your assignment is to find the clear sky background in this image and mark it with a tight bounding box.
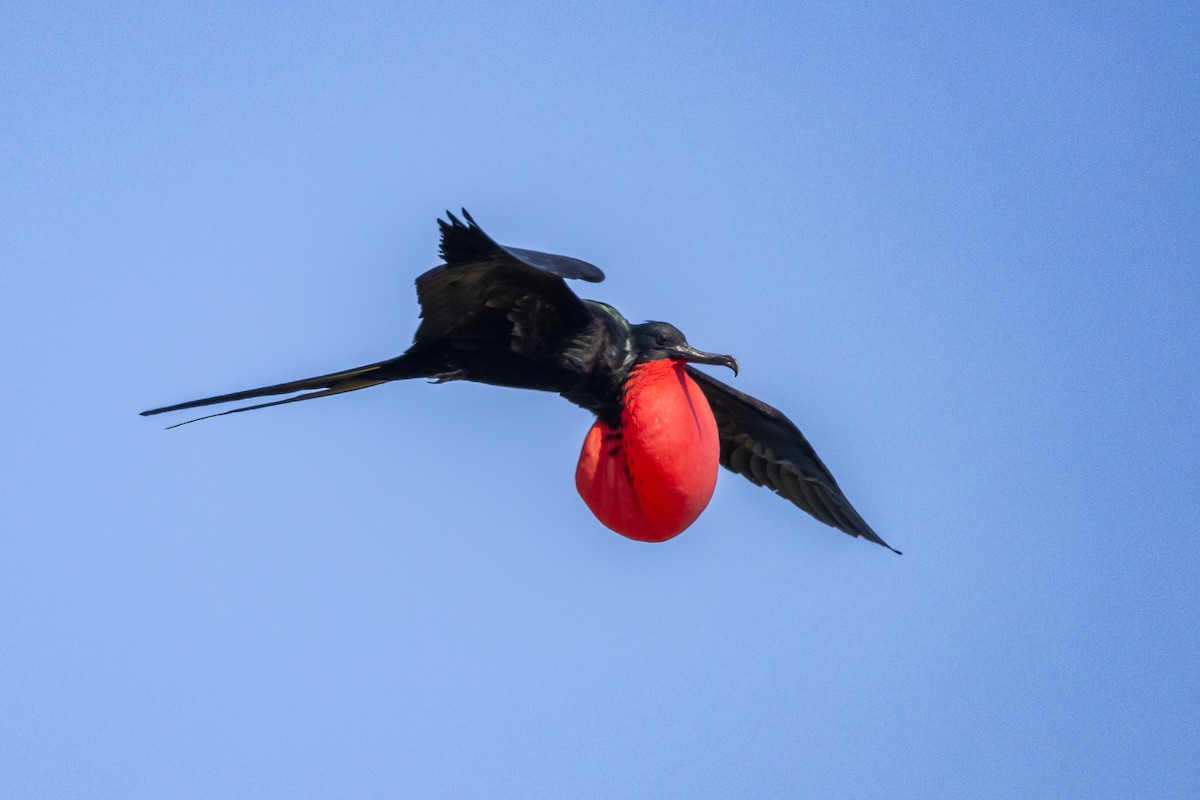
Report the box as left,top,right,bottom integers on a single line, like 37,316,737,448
3,2,1198,798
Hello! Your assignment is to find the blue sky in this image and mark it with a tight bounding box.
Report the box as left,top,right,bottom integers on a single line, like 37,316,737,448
3,2,1198,797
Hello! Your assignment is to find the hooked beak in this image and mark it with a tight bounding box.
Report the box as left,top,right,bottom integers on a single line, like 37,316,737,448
672,343,739,376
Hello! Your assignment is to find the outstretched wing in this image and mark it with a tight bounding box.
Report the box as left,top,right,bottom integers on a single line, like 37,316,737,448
686,367,899,553
410,210,607,380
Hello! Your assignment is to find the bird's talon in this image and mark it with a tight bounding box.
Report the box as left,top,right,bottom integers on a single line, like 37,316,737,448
428,370,467,384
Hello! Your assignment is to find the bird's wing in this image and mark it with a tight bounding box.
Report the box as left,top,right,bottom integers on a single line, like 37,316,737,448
438,209,605,282
412,210,605,369
686,367,899,553
141,211,606,425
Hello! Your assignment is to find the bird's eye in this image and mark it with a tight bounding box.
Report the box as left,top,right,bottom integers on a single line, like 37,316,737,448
655,334,670,347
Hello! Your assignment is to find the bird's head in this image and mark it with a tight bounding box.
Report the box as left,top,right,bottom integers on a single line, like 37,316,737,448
630,321,739,375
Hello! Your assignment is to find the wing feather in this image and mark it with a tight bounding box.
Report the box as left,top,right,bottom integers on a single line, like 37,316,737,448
687,366,899,553
409,211,605,377
437,209,605,281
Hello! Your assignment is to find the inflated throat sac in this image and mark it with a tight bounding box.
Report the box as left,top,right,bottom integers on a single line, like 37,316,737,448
575,361,720,541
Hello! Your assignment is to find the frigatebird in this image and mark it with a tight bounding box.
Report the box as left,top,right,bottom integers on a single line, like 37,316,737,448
142,210,898,553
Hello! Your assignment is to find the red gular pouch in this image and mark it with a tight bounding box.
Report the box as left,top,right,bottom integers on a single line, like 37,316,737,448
575,359,721,541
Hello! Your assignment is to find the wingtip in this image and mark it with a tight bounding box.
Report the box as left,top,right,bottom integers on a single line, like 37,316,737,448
866,532,901,555
438,208,477,230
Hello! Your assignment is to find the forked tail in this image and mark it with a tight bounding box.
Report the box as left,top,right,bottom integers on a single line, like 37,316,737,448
140,354,424,428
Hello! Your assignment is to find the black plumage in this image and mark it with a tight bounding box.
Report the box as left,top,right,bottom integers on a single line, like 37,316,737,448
142,210,897,552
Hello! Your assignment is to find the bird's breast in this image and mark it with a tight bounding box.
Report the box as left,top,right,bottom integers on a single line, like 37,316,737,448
575,360,720,542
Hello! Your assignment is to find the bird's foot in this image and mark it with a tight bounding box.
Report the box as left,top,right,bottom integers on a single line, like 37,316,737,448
428,369,467,384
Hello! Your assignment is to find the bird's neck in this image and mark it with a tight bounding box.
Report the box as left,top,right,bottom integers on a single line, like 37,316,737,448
560,301,638,423
589,300,638,373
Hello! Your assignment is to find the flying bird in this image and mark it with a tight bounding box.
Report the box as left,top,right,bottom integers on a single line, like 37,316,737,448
142,211,898,552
